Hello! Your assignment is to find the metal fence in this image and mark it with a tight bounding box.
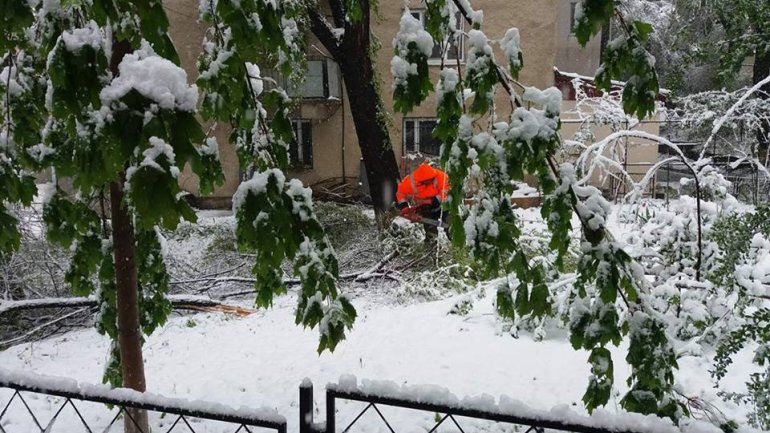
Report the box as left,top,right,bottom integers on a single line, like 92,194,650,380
0,370,287,433
1,371,687,433
299,381,666,433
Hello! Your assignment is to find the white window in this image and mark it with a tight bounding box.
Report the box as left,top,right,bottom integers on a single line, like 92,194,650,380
290,120,313,168
409,10,464,63
404,118,441,156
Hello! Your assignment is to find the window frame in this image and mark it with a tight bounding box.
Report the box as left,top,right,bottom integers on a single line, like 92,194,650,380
569,2,579,35
403,118,442,156
300,58,342,99
408,9,465,65
263,59,341,100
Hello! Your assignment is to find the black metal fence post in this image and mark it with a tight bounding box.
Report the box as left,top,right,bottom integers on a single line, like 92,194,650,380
300,379,314,433
326,389,336,433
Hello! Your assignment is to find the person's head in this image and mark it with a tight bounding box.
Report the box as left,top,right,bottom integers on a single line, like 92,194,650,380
413,163,437,185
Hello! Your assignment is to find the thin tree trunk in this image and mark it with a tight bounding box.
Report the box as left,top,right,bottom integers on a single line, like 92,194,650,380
109,39,150,433
753,50,770,163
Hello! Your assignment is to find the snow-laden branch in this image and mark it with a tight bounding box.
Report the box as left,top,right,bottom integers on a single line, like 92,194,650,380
0,295,251,316
0,307,90,347
624,156,680,202
699,73,770,161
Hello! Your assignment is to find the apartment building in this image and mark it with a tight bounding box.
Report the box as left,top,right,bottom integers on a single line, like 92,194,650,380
165,0,659,205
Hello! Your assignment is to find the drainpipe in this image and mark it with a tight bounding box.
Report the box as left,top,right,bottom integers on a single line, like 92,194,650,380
341,81,346,185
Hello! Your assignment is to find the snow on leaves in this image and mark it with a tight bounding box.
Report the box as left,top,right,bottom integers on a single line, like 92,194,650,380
573,0,659,120
392,0,684,422
392,10,434,114
197,0,354,352
1,0,226,386
233,170,354,352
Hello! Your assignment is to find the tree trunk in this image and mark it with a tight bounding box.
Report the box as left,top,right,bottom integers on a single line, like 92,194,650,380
753,50,770,164
109,39,150,433
309,0,401,220
338,56,401,219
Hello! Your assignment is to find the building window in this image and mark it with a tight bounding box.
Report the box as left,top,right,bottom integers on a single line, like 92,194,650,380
300,59,341,99
570,2,578,34
290,120,313,168
404,118,441,156
263,59,341,99
409,10,464,62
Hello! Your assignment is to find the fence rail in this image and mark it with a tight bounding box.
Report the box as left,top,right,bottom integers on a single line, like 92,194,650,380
0,368,286,433
2,370,692,433
299,380,680,433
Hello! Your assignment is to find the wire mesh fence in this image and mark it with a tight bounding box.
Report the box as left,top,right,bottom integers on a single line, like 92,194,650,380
0,370,286,433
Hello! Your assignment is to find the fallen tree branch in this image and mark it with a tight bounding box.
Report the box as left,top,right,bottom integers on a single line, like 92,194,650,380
188,250,401,294
0,308,91,347
342,250,400,281
0,295,255,316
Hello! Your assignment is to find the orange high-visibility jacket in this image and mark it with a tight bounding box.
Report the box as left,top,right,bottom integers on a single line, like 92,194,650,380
396,163,449,205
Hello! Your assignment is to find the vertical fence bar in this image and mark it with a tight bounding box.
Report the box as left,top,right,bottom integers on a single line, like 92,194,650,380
326,389,335,433
300,379,314,433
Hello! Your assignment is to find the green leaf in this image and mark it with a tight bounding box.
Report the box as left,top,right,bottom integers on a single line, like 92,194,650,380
573,0,614,47
0,0,34,51
393,41,433,114
583,347,614,412
529,281,551,318
496,284,515,319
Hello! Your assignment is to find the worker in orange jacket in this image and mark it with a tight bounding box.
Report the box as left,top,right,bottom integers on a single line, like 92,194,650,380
394,163,449,234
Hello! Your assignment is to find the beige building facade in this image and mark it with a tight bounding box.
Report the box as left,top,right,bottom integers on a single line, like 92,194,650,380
166,0,656,206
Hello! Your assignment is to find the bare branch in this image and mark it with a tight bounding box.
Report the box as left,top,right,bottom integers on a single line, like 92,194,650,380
306,5,342,59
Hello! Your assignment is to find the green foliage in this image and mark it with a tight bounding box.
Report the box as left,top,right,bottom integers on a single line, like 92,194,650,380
621,313,686,420
709,206,770,288
234,171,355,352
595,21,659,120
392,12,433,114
135,228,173,334
673,0,770,87
102,341,122,388
572,1,660,119
423,0,449,43
0,168,35,258
572,0,614,47
464,30,498,115
392,43,432,114
392,0,683,414
198,0,354,352
0,0,229,386
583,347,614,411
0,0,34,52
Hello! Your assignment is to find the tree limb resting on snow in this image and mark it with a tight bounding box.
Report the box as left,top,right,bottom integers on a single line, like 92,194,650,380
0,295,254,316
184,250,401,296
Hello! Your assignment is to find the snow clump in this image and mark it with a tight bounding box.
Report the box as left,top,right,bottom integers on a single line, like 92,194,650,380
391,10,434,88
101,48,198,112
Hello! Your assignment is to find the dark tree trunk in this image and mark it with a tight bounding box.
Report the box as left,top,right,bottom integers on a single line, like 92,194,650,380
753,50,770,164
307,0,401,219
337,57,400,216
109,40,150,433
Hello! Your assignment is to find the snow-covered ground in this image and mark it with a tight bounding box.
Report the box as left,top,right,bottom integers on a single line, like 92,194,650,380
0,206,760,433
